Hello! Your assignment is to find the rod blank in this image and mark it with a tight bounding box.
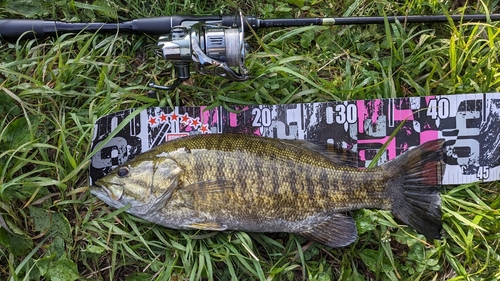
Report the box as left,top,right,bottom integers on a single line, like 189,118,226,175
1,14,499,41
257,14,500,28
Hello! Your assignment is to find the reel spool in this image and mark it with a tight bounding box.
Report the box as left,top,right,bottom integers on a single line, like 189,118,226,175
151,17,248,91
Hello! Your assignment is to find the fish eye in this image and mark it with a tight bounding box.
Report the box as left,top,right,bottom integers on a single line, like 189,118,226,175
117,166,130,177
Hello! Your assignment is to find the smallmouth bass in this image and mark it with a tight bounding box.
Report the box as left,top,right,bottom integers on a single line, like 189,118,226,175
91,134,445,247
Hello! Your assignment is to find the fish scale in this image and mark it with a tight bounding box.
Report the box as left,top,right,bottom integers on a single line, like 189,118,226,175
92,133,445,247
179,150,369,211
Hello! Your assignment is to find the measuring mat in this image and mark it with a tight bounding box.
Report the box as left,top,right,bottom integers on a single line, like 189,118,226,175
89,93,500,185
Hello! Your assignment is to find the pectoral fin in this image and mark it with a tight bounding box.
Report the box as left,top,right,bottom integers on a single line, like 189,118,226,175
297,213,358,248
183,180,236,194
183,222,228,231
181,180,236,208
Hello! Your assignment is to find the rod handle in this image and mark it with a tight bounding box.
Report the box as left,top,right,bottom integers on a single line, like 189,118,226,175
0,19,50,41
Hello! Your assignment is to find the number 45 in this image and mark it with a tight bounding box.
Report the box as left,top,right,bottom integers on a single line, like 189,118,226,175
476,166,489,180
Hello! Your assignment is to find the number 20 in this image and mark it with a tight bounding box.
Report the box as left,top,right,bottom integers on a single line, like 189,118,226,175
252,108,272,127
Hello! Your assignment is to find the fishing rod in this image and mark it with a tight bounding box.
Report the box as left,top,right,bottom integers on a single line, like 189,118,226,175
1,13,499,90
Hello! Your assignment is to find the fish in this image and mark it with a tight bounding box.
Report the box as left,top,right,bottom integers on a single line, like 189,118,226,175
91,133,445,247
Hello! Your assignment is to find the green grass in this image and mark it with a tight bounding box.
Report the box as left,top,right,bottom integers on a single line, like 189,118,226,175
1,0,500,280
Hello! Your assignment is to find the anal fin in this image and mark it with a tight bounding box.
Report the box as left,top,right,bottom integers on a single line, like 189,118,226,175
297,213,358,248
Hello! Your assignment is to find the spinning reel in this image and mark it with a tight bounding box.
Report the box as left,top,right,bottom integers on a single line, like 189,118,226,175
151,14,249,91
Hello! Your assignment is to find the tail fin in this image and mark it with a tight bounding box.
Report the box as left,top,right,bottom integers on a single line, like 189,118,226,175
382,139,445,239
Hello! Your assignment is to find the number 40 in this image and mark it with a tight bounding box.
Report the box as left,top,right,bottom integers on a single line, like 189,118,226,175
426,98,450,119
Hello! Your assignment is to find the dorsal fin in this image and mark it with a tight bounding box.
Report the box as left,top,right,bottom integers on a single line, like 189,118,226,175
294,140,358,167
325,143,359,167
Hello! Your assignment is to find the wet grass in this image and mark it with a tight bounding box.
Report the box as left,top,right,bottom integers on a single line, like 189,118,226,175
1,0,500,280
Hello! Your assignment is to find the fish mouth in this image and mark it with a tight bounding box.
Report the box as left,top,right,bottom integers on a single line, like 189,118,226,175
89,184,128,211
89,184,109,199
91,180,124,201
